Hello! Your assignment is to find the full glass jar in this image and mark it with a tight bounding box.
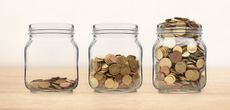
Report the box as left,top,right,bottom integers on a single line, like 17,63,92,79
88,23,143,92
24,23,78,92
153,17,207,93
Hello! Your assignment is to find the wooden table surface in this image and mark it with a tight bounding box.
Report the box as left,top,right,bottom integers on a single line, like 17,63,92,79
0,68,230,110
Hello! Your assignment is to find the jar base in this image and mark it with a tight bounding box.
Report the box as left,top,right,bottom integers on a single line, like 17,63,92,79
158,88,201,94
94,89,137,93
30,89,74,93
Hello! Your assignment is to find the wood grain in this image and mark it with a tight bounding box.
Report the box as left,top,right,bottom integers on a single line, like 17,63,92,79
0,68,230,110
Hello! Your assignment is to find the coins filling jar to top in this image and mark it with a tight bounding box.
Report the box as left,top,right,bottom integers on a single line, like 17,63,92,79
153,17,207,93
89,23,143,92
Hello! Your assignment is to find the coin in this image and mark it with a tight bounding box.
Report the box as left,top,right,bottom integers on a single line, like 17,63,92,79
112,81,119,89
187,44,197,53
102,63,109,70
182,51,190,57
196,58,205,69
38,81,50,89
122,75,132,86
109,64,121,75
94,73,104,81
105,54,116,65
169,51,182,63
60,82,71,89
159,58,172,68
157,72,165,81
175,62,187,73
160,66,170,75
90,78,99,88
120,66,131,75
173,46,183,53
164,74,176,85
28,81,40,89
185,70,200,81
128,58,139,72
156,48,163,60
104,78,115,89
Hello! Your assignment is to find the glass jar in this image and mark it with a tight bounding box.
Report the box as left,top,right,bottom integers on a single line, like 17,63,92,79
24,23,79,92
153,17,206,93
88,23,143,92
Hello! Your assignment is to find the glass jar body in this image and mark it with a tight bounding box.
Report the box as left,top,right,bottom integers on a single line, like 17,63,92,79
24,24,78,92
89,29,143,92
153,36,206,93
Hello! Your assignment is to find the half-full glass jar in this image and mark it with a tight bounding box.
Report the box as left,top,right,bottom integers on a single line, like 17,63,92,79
88,23,142,92
153,17,207,93
24,23,78,92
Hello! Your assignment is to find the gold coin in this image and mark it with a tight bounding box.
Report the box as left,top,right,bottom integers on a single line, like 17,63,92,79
159,58,172,68
182,51,190,57
187,44,197,53
104,78,115,89
93,60,102,72
156,48,163,60
60,82,71,89
120,66,131,75
112,81,119,89
196,58,205,69
116,55,127,65
185,70,200,81
173,46,183,53
90,78,99,88
122,75,132,86
128,58,139,72
155,63,160,73
54,79,67,85
109,64,121,75
94,73,104,81
105,54,115,65
164,75,176,85
175,62,187,73
29,81,40,89
157,72,165,81
160,66,170,75
101,64,109,72
169,51,182,63
161,47,169,57
38,81,50,89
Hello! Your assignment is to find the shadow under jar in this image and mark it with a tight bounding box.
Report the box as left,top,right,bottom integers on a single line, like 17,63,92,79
24,23,79,92
88,23,143,93
153,17,207,93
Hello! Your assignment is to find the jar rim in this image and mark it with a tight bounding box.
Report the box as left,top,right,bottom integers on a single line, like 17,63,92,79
29,23,74,35
93,23,138,35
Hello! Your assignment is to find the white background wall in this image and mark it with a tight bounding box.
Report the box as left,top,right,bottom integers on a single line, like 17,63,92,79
0,0,229,69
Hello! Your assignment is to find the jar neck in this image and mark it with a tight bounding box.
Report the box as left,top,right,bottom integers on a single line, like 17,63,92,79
157,25,202,39
93,23,138,38
29,23,74,38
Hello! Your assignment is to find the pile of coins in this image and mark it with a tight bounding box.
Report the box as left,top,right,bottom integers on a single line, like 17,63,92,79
28,77,76,91
154,17,206,90
90,54,141,90
158,17,201,38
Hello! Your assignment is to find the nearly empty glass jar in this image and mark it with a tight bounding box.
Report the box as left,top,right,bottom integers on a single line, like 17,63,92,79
88,23,143,92
153,17,207,93
24,23,78,92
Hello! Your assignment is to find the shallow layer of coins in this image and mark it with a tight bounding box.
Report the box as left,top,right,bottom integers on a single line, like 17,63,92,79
90,54,141,90
158,17,200,38
154,43,206,89
28,77,76,91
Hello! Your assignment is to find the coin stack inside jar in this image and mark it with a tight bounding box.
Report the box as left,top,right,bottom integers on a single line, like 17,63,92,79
90,54,141,91
28,77,76,91
154,17,206,90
